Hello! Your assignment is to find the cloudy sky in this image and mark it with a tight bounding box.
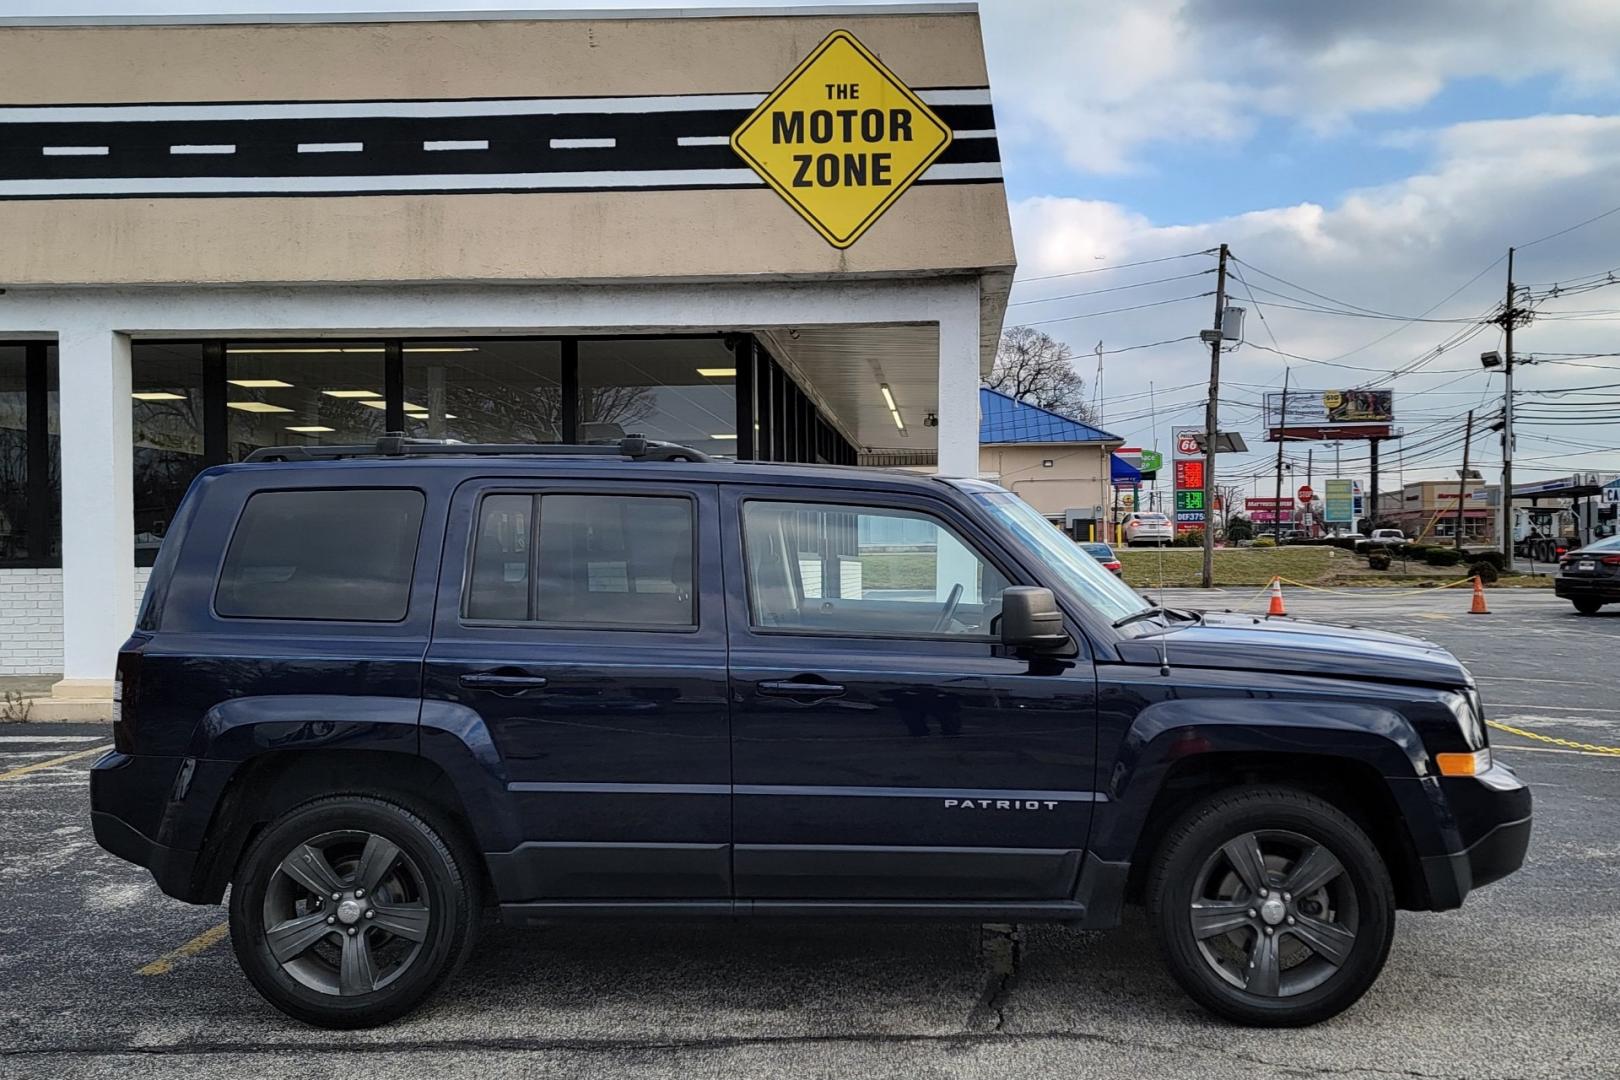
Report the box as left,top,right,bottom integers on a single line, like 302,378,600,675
13,0,1620,496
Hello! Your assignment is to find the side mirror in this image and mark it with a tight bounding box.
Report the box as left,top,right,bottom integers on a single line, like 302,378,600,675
999,586,1068,649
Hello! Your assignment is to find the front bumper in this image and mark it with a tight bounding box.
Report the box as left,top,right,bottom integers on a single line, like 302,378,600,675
1554,576,1620,601
1417,762,1532,910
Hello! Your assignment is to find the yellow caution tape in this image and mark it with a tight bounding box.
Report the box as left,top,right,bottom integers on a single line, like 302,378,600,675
1274,576,1476,597
1488,720,1620,756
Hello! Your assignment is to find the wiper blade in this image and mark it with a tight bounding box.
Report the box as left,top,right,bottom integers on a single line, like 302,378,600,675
1112,605,1203,629
1112,606,1169,629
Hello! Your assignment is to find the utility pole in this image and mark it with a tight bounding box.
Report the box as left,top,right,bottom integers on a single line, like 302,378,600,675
1333,441,1342,479
1305,447,1314,537
1367,438,1381,533
1201,243,1229,589
1273,367,1290,544
1455,410,1475,552
1499,247,1517,565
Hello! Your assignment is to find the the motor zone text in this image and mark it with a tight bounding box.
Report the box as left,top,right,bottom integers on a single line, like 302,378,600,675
771,83,918,188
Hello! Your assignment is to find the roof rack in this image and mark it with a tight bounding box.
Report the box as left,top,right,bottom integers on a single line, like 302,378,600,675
243,433,712,464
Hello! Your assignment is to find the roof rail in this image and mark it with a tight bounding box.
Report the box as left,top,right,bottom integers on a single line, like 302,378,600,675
242,433,712,464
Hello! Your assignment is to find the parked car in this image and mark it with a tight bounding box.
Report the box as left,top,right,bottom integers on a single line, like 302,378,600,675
91,435,1530,1029
1355,528,1406,549
1079,541,1122,576
1555,535,1620,615
1121,511,1174,546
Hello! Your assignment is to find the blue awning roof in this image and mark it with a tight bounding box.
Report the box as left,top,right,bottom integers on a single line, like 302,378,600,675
1111,454,1142,485
980,387,1123,445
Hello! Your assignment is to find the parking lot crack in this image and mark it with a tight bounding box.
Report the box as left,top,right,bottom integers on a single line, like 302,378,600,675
965,922,1023,1033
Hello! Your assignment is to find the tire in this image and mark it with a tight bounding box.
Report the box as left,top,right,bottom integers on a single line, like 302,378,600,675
1572,598,1603,616
1146,786,1394,1027
229,795,481,1028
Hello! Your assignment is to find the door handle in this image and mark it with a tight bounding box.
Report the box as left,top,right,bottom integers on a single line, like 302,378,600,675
459,672,549,696
757,679,845,699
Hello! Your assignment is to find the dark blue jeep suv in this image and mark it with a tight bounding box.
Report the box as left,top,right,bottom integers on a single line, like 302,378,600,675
90,436,1531,1029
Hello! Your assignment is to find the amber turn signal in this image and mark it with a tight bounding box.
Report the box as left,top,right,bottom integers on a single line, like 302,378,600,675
1435,749,1491,777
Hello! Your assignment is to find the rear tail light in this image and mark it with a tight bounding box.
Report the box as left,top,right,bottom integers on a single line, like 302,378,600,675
1104,561,1121,571
1603,555,1620,566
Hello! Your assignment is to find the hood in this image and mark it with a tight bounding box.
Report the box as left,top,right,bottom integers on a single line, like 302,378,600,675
1114,611,1471,688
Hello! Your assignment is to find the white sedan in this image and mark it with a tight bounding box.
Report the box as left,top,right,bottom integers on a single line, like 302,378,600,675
1122,512,1174,546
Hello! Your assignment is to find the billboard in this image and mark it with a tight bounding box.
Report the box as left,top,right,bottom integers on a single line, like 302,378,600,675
1264,389,1394,441
1244,496,1292,525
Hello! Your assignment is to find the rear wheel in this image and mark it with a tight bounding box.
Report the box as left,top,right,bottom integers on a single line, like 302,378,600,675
1572,598,1603,615
229,795,480,1028
1147,786,1394,1026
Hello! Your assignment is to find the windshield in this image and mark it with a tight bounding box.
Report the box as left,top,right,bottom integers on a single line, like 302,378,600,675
974,491,1152,625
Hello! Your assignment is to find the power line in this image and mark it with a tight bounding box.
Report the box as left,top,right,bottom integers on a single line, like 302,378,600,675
1011,248,1217,285
1007,270,1214,307
1517,202,1620,251
1022,292,1214,328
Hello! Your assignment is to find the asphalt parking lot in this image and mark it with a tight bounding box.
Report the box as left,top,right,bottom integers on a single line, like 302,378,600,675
1,587,1615,1080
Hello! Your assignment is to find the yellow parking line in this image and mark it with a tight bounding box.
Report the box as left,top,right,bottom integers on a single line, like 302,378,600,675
0,744,110,782
137,922,230,976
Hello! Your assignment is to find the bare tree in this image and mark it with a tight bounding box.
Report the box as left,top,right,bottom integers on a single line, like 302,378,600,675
986,326,1097,423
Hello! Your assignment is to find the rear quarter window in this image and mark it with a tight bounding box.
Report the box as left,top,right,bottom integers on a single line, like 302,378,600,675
215,488,425,621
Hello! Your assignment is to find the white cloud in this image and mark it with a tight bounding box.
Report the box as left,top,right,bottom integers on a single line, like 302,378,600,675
982,0,1620,174
1007,113,1620,481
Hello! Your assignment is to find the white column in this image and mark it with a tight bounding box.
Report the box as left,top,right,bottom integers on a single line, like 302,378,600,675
935,284,981,478
53,327,133,695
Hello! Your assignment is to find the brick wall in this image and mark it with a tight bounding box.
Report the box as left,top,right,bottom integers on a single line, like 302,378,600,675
0,567,151,677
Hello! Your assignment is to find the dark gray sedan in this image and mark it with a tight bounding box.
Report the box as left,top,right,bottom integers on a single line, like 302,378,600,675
1554,535,1620,614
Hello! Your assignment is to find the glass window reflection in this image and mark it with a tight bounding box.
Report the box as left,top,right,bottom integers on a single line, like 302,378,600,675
579,339,737,456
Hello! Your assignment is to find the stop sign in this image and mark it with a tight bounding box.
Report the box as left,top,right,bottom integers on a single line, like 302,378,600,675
1297,484,1314,504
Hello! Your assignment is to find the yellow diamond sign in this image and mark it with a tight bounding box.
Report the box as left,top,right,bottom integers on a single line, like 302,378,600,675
731,30,953,249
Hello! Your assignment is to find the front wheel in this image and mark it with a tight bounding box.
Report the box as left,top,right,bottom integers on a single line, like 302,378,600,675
1147,786,1394,1026
229,795,481,1028
1572,598,1603,615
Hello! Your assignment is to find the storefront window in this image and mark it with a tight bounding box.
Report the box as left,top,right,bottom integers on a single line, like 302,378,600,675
403,340,563,443
578,339,738,456
0,345,59,566
132,342,205,564
225,342,387,458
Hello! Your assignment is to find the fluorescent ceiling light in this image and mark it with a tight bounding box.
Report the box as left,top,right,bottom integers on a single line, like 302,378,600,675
360,400,389,410
131,391,186,401
362,400,427,411
227,347,384,355
710,433,738,440
228,379,293,388
879,383,898,411
227,401,293,413
285,425,334,433
322,389,381,399
696,367,736,378
889,408,906,432
403,347,478,353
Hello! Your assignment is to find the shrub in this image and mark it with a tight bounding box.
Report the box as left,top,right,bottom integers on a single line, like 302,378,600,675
1174,528,1206,548
1253,536,1276,548
1470,549,1507,570
1225,517,1254,542
1424,548,1462,567
1469,560,1500,584
1368,552,1392,570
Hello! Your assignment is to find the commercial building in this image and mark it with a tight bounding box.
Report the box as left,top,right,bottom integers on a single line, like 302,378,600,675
0,5,1015,697
976,389,1129,537
1378,480,1493,543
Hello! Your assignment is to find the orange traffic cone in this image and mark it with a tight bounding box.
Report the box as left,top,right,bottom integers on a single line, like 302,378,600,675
1468,575,1490,615
1267,576,1288,617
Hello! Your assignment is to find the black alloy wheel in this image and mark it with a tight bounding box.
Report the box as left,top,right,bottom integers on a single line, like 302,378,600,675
1148,786,1394,1026
229,795,480,1028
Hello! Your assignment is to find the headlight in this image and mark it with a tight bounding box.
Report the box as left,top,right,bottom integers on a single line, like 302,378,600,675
1437,690,1491,776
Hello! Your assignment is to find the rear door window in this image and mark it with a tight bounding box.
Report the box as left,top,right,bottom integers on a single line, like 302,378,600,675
215,488,425,621
465,493,696,628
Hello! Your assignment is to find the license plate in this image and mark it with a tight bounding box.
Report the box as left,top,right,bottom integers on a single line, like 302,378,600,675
1578,560,1596,571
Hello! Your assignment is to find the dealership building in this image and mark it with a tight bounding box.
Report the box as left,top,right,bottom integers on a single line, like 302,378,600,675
0,5,1014,699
